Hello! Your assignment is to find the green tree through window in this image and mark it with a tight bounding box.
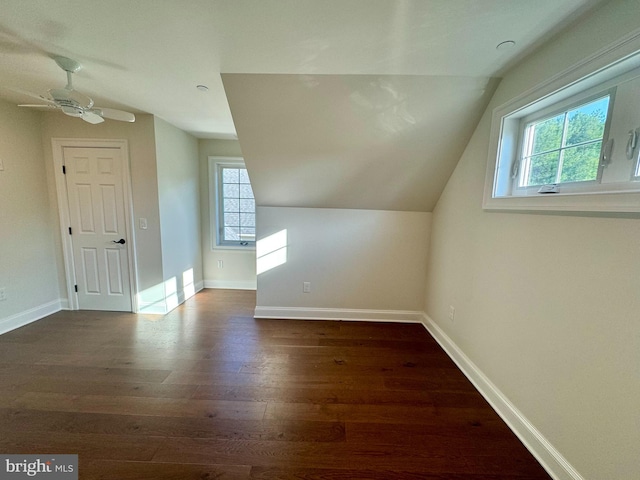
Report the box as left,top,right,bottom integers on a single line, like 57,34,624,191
520,96,609,186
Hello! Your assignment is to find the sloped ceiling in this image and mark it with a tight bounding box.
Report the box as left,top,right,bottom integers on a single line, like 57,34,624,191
224,74,499,211
0,0,604,211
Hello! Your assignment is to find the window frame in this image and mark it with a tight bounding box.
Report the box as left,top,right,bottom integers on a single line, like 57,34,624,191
512,88,615,195
208,156,256,250
483,33,640,213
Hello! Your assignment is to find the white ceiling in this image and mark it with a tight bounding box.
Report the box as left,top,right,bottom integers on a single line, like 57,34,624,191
0,0,604,210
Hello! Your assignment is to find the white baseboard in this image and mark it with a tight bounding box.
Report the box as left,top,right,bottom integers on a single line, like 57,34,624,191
204,279,257,290
420,313,584,480
137,301,168,315
0,299,62,335
59,298,70,310
254,306,424,323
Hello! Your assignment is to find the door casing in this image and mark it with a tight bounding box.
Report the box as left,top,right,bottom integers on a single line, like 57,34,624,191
52,138,138,312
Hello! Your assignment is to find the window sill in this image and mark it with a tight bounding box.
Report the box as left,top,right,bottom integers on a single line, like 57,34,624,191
483,189,640,213
212,245,256,252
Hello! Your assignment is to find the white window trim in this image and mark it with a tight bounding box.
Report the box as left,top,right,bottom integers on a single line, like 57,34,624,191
208,156,256,251
484,27,640,213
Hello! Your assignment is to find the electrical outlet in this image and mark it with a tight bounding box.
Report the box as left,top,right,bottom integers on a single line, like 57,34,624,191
0,288,6,302
303,282,311,293
217,260,224,269
448,305,455,321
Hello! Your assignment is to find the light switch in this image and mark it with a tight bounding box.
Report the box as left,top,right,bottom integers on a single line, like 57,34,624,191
139,218,148,230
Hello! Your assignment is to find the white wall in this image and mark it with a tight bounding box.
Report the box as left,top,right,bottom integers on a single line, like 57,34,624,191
154,118,202,310
199,139,256,289
0,101,61,332
424,1,640,478
40,112,164,311
256,206,430,320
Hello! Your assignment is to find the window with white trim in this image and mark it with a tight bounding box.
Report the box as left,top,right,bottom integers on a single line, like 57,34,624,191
209,157,256,248
484,44,640,213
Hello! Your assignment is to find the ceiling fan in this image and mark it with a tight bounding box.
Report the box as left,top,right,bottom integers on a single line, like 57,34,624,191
19,55,135,124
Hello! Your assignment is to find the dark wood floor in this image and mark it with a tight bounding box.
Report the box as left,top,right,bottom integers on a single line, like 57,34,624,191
0,289,551,479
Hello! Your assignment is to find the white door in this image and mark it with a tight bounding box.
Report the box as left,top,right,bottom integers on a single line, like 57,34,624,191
64,146,133,311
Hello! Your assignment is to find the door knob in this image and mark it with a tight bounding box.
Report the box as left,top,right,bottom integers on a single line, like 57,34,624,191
112,238,126,244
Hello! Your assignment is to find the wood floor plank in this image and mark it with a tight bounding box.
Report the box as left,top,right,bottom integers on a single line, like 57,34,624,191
318,337,430,351
152,437,546,476
0,408,76,433
192,384,434,405
0,364,172,384
152,437,466,472
242,352,457,370
162,371,386,389
249,467,547,480
384,373,476,392
80,460,251,480
0,388,22,407
10,378,199,399
0,289,551,479
346,421,532,454
238,361,457,378
13,392,267,419
35,352,245,374
0,408,343,442
263,402,506,428
264,402,439,424
0,431,162,461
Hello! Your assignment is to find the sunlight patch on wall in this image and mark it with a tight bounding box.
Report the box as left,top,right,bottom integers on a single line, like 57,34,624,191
183,268,195,300
136,269,197,315
165,276,179,312
137,282,167,315
256,229,287,275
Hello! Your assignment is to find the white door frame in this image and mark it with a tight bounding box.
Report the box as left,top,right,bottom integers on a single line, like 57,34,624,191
52,138,139,312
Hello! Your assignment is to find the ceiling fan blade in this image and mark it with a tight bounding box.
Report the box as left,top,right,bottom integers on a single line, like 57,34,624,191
4,86,55,103
18,104,57,109
92,107,135,123
81,111,104,124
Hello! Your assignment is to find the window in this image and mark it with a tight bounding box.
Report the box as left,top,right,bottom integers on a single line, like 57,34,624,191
484,40,640,213
516,94,611,190
209,157,256,248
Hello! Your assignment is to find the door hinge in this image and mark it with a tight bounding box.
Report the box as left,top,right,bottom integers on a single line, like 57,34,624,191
68,227,72,235
62,165,66,174
74,285,78,293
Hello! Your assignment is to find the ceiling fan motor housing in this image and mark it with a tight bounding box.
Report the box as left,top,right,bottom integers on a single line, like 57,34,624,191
49,87,93,109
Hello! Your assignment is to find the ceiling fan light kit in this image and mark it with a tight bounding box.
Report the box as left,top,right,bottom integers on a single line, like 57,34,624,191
18,55,135,124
